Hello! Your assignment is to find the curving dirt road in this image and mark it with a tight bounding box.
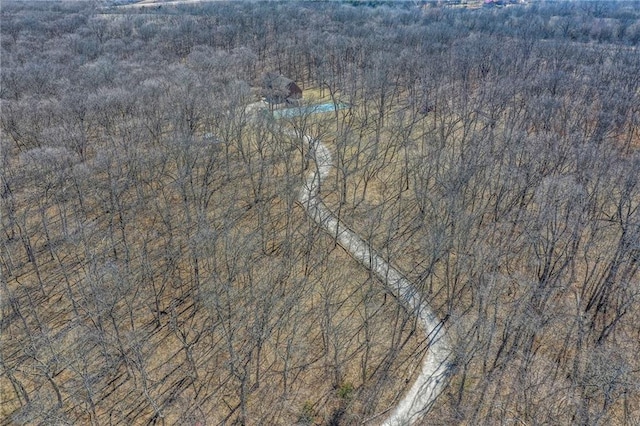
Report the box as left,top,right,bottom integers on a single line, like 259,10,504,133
297,134,452,425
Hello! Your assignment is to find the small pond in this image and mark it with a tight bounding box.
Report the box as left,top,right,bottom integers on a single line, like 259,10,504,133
272,102,349,119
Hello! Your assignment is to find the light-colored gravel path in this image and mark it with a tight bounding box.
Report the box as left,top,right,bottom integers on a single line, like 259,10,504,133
298,134,452,425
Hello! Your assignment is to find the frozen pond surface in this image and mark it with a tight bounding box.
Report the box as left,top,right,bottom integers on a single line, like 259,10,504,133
272,102,349,119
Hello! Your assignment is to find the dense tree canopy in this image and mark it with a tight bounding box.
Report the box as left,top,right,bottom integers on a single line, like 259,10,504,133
1,1,639,424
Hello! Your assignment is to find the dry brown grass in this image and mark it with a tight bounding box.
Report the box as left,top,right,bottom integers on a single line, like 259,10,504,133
309,88,640,424
1,117,428,424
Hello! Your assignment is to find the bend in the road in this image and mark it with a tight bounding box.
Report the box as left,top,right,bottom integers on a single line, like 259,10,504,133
297,133,452,425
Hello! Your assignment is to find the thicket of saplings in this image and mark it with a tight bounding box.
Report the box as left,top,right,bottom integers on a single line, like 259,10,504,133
1,1,639,424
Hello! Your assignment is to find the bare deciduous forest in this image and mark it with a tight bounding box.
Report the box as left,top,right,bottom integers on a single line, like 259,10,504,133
1,1,639,424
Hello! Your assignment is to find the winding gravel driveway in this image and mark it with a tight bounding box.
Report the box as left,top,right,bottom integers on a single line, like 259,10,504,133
297,134,452,425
